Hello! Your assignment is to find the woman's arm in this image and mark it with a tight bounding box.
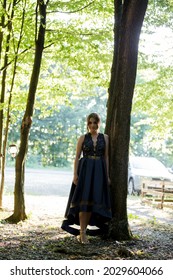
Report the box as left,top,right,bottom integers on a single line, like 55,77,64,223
104,134,111,185
73,135,84,185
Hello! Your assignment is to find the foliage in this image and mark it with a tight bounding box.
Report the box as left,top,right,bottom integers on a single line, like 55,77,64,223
131,0,173,166
8,89,108,167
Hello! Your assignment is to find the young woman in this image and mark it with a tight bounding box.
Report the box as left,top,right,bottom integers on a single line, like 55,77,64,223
61,113,112,244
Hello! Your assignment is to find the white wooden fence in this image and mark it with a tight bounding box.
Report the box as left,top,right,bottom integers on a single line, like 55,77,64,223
141,180,173,209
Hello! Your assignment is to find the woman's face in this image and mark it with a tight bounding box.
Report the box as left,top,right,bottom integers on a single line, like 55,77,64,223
88,118,99,133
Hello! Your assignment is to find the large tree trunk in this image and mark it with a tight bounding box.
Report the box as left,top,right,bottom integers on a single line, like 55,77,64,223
6,0,48,223
105,0,148,240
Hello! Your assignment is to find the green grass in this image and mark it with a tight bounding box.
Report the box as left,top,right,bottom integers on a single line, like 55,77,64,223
128,213,140,220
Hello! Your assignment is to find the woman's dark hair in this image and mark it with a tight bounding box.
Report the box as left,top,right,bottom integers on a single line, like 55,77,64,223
87,113,100,131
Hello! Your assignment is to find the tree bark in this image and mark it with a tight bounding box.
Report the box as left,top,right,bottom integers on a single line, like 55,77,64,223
105,0,148,240
6,0,48,223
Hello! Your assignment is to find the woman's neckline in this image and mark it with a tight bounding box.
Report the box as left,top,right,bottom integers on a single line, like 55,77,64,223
89,132,100,149
88,132,100,137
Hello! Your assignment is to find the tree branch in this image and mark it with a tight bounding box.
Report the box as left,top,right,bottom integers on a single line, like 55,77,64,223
47,1,95,14
0,47,33,71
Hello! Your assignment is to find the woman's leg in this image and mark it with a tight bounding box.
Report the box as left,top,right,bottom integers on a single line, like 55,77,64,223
78,212,91,243
79,212,91,231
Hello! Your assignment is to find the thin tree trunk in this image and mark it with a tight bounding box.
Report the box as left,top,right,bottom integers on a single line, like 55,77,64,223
6,0,49,223
0,0,6,66
105,0,148,240
0,0,27,210
0,1,17,209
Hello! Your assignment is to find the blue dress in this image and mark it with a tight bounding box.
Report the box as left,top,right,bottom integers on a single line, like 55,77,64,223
61,133,112,236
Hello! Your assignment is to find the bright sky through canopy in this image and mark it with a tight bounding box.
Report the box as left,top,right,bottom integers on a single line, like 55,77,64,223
140,27,173,66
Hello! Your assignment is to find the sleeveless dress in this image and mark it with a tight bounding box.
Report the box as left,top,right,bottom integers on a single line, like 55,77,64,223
61,133,112,236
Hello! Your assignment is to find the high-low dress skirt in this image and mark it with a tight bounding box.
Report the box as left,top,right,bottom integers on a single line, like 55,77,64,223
61,156,112,236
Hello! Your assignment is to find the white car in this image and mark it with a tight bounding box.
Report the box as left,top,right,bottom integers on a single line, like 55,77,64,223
128,156,173,195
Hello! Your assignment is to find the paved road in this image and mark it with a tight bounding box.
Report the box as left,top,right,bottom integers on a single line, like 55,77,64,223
4,167,73,196
4,167,173,225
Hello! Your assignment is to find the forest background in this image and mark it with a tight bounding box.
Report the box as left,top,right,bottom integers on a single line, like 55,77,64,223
1,0,173,170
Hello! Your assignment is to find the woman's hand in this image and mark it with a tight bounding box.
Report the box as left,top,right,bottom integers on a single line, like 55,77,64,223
108,177,111,186
73,175,78,185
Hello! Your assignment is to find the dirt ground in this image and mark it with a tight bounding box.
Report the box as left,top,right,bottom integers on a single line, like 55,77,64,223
0,195,173,260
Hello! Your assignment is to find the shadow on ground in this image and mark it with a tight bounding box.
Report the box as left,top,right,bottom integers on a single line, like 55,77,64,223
0,206,173,260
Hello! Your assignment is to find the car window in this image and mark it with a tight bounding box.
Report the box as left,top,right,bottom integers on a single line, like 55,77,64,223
130,158,167,171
